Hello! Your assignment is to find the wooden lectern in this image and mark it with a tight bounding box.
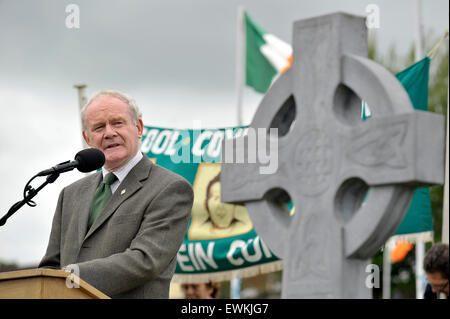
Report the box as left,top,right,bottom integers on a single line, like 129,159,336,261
0,268,110,299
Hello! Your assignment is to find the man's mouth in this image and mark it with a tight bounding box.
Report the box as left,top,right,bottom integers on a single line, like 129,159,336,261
104,143,121,150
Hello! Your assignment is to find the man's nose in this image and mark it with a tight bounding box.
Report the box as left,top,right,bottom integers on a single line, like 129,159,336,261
104,124,117,137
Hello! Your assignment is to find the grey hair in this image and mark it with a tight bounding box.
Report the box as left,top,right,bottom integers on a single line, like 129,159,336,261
81,90,142,131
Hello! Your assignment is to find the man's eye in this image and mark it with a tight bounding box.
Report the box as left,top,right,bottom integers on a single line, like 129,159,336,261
94,125,104,131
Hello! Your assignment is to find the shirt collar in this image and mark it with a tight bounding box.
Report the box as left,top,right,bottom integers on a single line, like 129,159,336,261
102,151,143,183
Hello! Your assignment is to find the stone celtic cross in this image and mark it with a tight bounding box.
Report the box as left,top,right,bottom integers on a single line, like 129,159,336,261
220,13,444,298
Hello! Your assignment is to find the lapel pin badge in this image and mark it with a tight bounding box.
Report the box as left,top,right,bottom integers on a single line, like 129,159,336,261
121,189,126,195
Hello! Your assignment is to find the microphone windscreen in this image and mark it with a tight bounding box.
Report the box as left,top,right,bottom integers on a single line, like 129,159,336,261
75,148,105,173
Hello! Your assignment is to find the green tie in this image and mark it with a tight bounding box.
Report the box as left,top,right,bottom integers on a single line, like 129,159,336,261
88,172,118,229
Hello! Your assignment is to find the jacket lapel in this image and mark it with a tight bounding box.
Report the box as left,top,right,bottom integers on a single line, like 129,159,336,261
83,156,153,242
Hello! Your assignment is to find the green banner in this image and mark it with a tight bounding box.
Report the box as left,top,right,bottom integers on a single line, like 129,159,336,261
140,126,281,282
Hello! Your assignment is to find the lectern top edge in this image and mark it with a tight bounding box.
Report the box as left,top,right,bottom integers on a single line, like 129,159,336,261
0,268,67,281
0,268,110,299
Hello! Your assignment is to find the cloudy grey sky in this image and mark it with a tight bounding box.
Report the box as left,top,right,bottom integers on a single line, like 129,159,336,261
0,0,448,266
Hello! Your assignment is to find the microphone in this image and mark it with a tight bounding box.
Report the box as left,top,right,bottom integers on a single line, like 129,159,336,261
37,148,105,177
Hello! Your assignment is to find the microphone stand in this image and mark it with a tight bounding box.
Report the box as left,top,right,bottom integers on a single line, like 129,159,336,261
0,172,60,227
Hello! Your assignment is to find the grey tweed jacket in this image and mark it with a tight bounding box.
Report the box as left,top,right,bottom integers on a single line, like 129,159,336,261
39,155,193,298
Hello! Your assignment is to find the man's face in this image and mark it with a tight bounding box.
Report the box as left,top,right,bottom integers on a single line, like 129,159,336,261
207,182,235,229
82,95,143,171
181,283,214,299
426,272,449,295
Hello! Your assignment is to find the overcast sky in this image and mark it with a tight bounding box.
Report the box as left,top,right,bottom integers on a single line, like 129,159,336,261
0,0,448,266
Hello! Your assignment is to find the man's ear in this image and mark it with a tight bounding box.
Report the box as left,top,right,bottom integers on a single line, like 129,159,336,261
137,119,144,139
82,130,91,146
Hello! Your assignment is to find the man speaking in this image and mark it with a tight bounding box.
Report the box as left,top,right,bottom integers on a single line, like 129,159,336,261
39,90,194,298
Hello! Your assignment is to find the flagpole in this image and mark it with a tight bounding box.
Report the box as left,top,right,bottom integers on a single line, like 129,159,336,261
74,83,89,149
443,79,449,245
230,6,246,299
414,0,426,300
382,239,392,299
414,0,424,62
235,6,245,126
427,31,449,244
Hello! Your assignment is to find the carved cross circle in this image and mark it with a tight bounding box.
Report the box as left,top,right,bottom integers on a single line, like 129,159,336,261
221,13,444,298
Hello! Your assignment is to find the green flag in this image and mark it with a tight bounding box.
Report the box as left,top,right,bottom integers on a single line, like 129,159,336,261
395,57,433,235
395,57,430,111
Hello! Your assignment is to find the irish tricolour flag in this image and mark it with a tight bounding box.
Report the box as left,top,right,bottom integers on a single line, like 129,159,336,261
244,11,373,120
245,12,292,94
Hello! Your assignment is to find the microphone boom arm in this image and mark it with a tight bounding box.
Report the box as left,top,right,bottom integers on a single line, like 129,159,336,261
0,148,104,226
0,172,60,227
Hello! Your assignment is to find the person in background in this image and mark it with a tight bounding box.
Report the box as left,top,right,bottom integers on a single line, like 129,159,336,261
181,282,220,299
423,243,449,299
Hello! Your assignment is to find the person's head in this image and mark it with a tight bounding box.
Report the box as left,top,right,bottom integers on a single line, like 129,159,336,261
181,282,220,299
423,243,449,295
81,90,144,172
204,173,236,228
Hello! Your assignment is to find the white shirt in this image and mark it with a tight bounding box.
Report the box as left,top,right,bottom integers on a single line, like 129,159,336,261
102,151,143,194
